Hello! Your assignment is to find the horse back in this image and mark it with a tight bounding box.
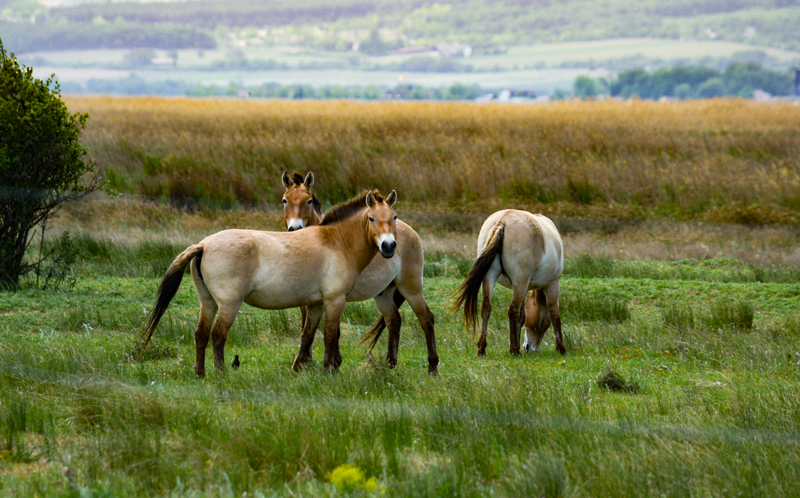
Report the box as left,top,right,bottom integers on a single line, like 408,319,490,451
490,210,563,288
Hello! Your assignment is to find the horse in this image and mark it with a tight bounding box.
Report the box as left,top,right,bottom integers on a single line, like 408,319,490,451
280,171,439,374
141,190,399,375
452,209,565,356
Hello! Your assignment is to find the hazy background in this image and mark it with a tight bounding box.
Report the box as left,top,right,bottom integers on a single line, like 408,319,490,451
1,0,798,98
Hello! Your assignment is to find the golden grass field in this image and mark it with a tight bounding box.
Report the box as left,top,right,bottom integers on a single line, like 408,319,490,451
67,97,800,225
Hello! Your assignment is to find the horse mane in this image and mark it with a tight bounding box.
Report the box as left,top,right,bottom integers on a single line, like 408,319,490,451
290,171,322,215
320,190,383,226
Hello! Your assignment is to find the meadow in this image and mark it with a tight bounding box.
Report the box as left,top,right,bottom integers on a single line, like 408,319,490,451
69,97,800,225
2,98,800,496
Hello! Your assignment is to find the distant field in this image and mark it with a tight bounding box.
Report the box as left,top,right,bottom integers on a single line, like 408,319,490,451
22,38,800,69
20,37,800,92
64,96,800,226
36,66,608,93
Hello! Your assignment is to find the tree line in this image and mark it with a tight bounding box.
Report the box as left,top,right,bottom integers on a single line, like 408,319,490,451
573,62,796,99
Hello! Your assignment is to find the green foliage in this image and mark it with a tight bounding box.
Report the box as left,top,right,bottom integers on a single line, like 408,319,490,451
0,41,101,289
607,62,793,99
0,20,216,52
573,75,598,98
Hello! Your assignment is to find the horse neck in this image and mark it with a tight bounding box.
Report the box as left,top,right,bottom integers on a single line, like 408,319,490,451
327,210,377,273
309,208,323,226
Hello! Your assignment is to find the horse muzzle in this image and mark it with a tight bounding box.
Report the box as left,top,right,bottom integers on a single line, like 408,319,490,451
378,235,396,258
287,218,305,232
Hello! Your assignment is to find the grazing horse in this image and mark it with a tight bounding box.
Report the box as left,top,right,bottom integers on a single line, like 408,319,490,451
280,171,439,374
452,210,565,356
141,190,399,375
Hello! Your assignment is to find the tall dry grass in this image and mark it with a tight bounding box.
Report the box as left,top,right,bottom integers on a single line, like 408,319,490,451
67,96,800,223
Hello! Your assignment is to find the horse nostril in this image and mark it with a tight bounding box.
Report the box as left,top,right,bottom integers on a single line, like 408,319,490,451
288,226,295,232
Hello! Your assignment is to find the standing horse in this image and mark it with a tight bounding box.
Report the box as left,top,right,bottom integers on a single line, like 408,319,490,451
141,190,399,375
280,171,439,374
452,210,565,356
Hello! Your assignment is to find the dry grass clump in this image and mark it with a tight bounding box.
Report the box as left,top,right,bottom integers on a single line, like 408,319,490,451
65,97,800,223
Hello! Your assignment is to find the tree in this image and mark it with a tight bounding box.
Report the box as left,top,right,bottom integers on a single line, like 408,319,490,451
697,77,726,98
573,75,598,98
0,40,103,289
359,29,388,55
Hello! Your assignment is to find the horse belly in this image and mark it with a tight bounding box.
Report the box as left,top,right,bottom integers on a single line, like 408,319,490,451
244,287,322,310
244,271,323,309
347,256,399,302
528,249,562,289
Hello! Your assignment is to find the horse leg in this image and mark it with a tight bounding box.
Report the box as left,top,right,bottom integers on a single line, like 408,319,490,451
477,262,502,356
323,296,346,371
543,281,566,354
373,287,402,368
299,306,308,333
191,261,217,378
508,283,527,356
293,303,323,371
193,301,217,378
210,301,243,373
403,292,439,375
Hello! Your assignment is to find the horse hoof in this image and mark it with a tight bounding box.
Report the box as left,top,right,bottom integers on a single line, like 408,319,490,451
428,367,439,376
291,357,304,372
557,344,567,355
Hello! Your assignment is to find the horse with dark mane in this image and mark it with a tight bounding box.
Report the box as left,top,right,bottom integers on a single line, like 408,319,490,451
280,171,439,374
142,189,399,375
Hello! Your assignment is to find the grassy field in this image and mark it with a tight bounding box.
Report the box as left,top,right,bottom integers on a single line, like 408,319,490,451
2,235,800,496
2,97,800,495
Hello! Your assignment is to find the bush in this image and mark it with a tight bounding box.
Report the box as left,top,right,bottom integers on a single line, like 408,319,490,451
0,40,102,289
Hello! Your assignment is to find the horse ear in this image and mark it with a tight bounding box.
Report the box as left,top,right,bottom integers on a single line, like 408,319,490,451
366,192,376,207
304,171,314,189
386,190,397,206
281,172,292,189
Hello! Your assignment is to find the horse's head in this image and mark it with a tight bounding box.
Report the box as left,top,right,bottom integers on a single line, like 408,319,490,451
281,171,320,231
366,190,398,258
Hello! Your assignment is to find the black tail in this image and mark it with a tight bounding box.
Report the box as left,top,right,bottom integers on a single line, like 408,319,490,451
141,244,203,355
359,289,406,353
450,223,505,336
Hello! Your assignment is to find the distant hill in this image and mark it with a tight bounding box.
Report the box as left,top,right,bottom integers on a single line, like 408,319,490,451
2,0,799,58
42,0,800,51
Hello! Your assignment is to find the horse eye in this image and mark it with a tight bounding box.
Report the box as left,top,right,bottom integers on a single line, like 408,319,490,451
307,199,313,205
282,199,288,204
369,217,375,222
393,215,397,221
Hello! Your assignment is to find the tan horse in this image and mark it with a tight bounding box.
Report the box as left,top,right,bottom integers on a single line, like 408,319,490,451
452,209,565,356
141,190,399,375
281,171,439,374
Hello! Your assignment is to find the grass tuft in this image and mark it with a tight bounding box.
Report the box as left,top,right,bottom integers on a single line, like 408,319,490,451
560,293,630,322
596,370,641,394
705,299,755,332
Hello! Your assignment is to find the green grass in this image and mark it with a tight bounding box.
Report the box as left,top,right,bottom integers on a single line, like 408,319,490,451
2,242,800,496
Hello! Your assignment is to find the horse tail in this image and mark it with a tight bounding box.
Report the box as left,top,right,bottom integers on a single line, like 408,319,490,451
141,244,204,355
359,289,406,352
450,221,505,335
